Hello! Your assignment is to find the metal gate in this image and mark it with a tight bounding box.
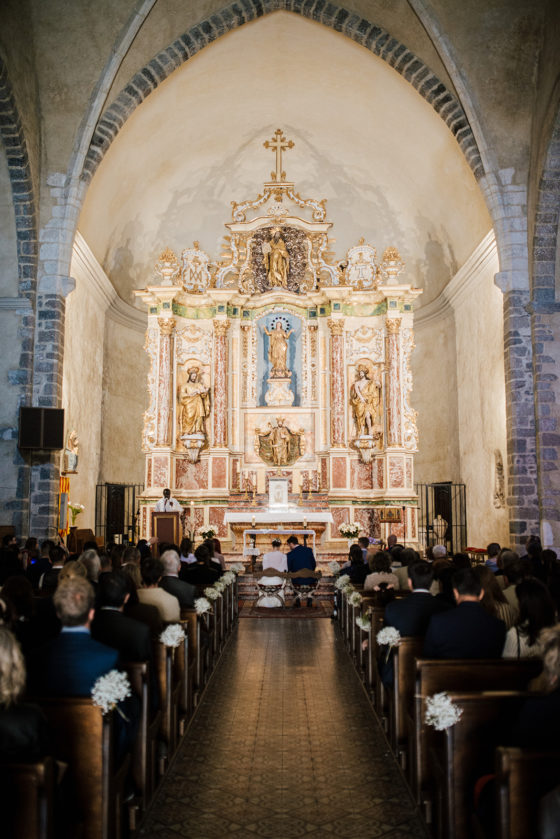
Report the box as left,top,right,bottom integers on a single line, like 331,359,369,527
415,482,467,555
95,483,143,546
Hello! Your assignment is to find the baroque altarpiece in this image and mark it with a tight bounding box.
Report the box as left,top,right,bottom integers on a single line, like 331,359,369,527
134,131,422,553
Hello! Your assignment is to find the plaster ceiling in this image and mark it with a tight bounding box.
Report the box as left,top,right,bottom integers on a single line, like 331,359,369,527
77,11,492,309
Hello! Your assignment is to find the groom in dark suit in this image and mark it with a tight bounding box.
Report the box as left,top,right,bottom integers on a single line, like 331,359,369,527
287,535,316,607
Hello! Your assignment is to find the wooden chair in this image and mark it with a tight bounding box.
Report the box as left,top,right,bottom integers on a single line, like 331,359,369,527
287,568,322,606
407,658,542,821
36,697,129,839
495,746,560,839
255,567,288,608
0,756,55,839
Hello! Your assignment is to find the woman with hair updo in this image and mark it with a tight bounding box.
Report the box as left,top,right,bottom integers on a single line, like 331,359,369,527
502,577,557,658
0,627,50,761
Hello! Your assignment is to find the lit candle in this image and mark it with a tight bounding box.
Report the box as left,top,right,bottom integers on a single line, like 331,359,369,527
303,517,307,529
252,516,256,528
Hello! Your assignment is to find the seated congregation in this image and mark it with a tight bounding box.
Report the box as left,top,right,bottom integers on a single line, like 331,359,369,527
0,532,236,839
335,534,560,839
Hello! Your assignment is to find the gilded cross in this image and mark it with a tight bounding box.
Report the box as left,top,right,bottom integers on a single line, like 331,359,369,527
263,129,294,182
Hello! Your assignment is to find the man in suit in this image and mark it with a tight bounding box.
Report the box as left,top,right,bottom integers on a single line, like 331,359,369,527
380,561,450,685
159,549,196,609
28,576,119,695
92,571,153,662
286,535,316,608
423,568,506,659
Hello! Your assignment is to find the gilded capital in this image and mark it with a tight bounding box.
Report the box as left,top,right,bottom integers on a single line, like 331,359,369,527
157,317,176,336
386,318,402,335
213,320,231,337
327,317,344,336
308,323,318,332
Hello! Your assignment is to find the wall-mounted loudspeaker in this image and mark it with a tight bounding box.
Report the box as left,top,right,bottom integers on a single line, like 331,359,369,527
18,408,64,450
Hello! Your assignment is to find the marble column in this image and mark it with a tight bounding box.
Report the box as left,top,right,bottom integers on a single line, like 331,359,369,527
328,318,345,447
386,318,403,447
213,320,230,447
156,317,175,446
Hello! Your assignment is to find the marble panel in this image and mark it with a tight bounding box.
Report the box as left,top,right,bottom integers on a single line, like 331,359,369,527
388,456,404,489
209,506,227,538
405,458,412,489
153,455,169,488
375,458,384,489
354,508,380,539
350,459,373,490
321,458,328,491
176,458,208,490
331,507,350,532
332,457,347,489
146,458,152,487
211,457,227,489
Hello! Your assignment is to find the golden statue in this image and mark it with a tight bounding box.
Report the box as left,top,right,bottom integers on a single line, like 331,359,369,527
263,320,293,378
269,418,291,465
255,418,305,467
262,229,290,288
350,365,381,437
179,367,210,436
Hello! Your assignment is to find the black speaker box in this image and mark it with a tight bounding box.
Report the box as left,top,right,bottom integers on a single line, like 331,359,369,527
18,407,65,450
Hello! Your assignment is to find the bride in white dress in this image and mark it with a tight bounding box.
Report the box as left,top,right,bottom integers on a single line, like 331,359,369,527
258,539,288,607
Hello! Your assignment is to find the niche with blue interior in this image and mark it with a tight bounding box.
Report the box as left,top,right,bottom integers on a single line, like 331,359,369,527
257,312,301,406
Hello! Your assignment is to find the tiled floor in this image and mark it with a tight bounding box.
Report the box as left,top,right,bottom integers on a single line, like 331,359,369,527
140,620,428,838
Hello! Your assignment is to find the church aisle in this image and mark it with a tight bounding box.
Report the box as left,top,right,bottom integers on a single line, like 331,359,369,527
140,620,428,838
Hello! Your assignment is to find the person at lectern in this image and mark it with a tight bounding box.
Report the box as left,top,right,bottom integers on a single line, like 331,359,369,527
286,535,316,608
154,488,182,512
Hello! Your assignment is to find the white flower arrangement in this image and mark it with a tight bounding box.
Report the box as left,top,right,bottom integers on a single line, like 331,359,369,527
376,626,402,647
425,692,463,731
199,527,216,541
328,560,341,575
214,580,226,594
222,571,235,585
194,597,212,614
91,670,131,715
204,587,220,600
160,624,185,648
229,562,245,575
338,522,360,539
334,574,351,590
68,501,85,526
348,590,363,607
342,583,355,596
356,615,372,632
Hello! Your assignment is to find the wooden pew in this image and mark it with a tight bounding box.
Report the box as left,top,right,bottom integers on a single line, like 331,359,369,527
428,691,531,839
36,697,129,839
182,608,202,703
495,746,560,839
124,661,161,813
0,756,55,839
407,658,542,820
386,636,423,765
153,636,184,764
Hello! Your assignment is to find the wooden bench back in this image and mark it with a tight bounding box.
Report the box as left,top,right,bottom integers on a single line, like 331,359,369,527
410,658,542,808
495,746,560,839
0,757,55,839
36,697,116,839
433,691,531,839
390,637,424,751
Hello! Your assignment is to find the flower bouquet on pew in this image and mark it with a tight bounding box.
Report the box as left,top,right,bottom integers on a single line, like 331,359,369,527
160,624,185,648
334,574,351,590
356,614,371,632
204,587,220,601
376,626,401,663
425,692,463,730
194,597,212,615
328,560,342,575
91,670,132,719
222,571,235,585
348,590,363,608
229,562,245,575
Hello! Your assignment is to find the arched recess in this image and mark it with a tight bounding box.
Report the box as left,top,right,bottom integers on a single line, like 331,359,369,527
81,0,484,185
0,57,38,533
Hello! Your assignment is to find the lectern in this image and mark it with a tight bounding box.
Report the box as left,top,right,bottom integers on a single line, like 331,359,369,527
151,511,182,555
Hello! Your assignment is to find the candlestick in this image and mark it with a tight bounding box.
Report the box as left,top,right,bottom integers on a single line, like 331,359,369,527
251,488,257,507
303,517,307,529
251,516,256,528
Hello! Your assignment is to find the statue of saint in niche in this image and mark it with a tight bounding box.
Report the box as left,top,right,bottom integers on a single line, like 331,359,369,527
350,364,381,437
262,229,290,288
264,320,293,378
179,367,210,436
